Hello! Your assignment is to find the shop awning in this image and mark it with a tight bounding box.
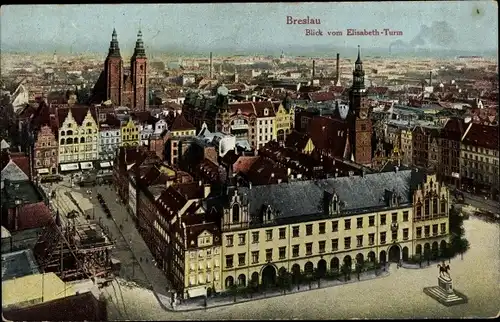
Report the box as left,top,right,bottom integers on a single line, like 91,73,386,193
60,163,79,171
80,162,94,170
37,168,50,174
100,162,111,168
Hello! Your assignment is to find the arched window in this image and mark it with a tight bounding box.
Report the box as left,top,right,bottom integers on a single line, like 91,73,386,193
424,198,430,216
440,200,446,214
232,204,240,223
80,137,85,143
67,130,73,136
416,205,422,218
60,138,65,145
86,122,92,127
66,138,73,145
60,131,65,136
432,198,438,215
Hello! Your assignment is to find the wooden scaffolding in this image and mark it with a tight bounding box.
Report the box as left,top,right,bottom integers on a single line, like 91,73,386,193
33,217,114,282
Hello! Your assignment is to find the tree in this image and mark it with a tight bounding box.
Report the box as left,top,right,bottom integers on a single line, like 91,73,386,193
340,263,351,282
228,284,238,303
355,263,363,280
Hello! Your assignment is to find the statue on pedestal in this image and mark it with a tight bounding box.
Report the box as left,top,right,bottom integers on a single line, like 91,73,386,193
438,261,451,279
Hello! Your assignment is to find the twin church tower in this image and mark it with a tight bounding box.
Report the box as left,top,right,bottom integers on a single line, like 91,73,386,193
93,28,148,110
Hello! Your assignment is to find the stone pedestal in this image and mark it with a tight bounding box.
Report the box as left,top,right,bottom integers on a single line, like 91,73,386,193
423,276,468,306
438,276,454,294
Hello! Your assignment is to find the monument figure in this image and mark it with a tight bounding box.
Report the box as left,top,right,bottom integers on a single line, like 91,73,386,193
437,261,451,279
423,260,467,306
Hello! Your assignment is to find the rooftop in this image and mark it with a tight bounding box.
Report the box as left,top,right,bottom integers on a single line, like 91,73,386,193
1,180,45,208
1,249,40,281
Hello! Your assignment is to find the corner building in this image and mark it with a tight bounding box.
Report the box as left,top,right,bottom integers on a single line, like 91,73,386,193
210,169,449,291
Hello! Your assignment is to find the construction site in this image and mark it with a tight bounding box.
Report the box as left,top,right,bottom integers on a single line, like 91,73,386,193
33,183,116,283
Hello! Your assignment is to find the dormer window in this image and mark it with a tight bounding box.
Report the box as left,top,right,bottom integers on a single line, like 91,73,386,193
266,205,273,221
264,108,269,116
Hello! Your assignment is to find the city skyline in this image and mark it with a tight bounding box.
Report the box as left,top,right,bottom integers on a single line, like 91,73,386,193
1,2,498,56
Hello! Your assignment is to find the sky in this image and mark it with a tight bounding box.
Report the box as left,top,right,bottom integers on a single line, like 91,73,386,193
0,2,498,55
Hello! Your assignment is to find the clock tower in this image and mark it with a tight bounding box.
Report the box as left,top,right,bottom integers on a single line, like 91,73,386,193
105,28,123,106
349,46,372,166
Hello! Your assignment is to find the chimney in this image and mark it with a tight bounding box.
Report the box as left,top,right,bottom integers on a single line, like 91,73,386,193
336,53,340,83
312,60,316,78
209,52,213,79
429,71,432,86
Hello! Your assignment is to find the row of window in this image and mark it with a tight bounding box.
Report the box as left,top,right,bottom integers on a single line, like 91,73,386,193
463,144,499,156
226,231,413,268
123,135,139,140
416,223,447,238
59,154,97,162
188,271,219,286
226,212,410,246
61,129,97,136
36,151,56,157
415,199,446,218
59,145,97,153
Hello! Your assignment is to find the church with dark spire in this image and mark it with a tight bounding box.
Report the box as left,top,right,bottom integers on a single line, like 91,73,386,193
91,28,148,110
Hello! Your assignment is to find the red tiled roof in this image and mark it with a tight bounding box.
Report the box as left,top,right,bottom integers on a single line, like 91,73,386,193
229,102,255,116
9,152,30,177
174,181,205,200
328,86,346,93
308,116,350,158
308,91,336,102
170,113,195,132
16,202,53,231
440,118,467,141
233,156,259,174
3,291,106,321
246,157,287,186
253,101,276,118
462,123,499,150
56,106,98,128
285,131,310,151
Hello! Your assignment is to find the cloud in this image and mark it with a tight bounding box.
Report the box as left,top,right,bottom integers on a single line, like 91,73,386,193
390,21,457,52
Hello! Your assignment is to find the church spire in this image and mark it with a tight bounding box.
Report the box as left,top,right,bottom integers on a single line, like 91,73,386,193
108,28,121,57
355,45,362,64
132,29,146,59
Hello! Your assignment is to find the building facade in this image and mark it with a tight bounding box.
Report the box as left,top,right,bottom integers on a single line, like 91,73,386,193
255,101,276,149
98,123,121,161
166,114,196,165
213,170,449,292
34,125,59,176
273,103,293,143
120,118,140,147
438,118,469,187
57,107,99,172
400,127,414,166
460,123,499,199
